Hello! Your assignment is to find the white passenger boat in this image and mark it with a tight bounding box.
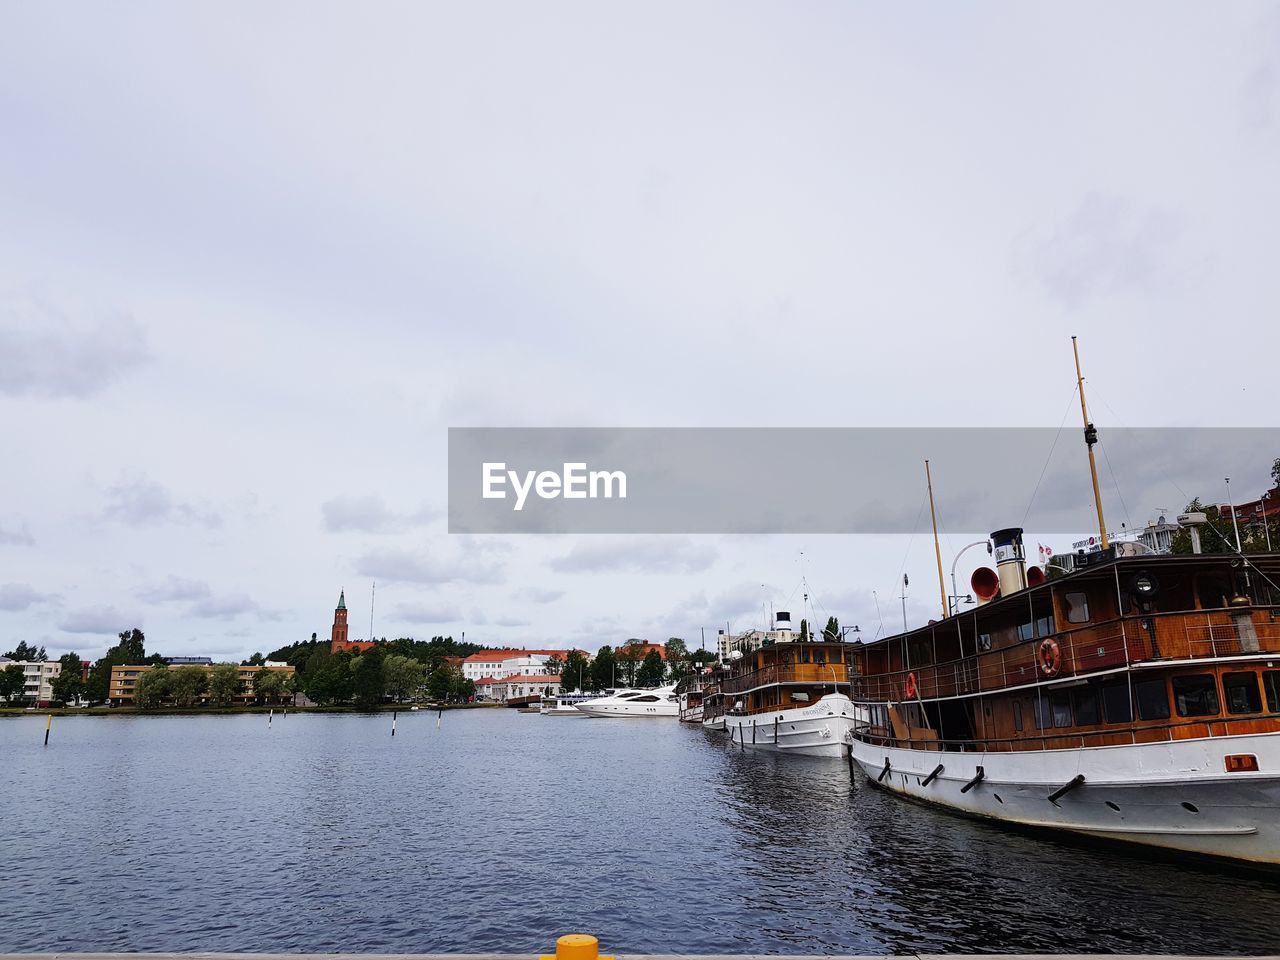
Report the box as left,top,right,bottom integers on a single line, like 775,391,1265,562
718,629,864,758
576,684,679,718
540,693,593,716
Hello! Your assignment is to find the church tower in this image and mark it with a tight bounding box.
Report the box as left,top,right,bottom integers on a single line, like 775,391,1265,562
330,590,348,651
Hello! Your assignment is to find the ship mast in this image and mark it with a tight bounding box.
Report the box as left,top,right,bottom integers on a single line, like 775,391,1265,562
925,460,948,619
1072,336,1109,549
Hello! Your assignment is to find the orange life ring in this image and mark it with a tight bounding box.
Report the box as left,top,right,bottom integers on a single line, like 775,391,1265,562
1038,638,1062,677
905,672,919,699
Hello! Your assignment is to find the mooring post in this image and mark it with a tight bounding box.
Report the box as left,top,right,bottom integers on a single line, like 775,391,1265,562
392,710,397,736
269,708,273,728
539,933,613,960
44,714,51,747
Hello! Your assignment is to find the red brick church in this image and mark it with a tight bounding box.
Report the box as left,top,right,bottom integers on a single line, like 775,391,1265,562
330,590,378,654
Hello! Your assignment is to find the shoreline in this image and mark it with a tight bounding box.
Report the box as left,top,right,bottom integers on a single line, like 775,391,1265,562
0,702,506,718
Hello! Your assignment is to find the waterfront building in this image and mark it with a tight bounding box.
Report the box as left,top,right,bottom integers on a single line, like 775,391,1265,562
109,662,295,705
0,658,62,706
474,676,497,699
460,648,579,681
330,590,377,654
1219,485,1280,534
493,673,561,703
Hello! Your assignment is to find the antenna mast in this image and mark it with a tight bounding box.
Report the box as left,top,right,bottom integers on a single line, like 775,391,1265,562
1072,336,1109,549
369,581,376,643
925,460,948,619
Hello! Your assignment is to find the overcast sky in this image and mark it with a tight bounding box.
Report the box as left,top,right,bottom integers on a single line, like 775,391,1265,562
2,2,1278,662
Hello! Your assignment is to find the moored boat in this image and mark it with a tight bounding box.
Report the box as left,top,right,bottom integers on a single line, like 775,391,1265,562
576,684,679,717
848,337,1280,865
540,693,594,715
718,617,863,758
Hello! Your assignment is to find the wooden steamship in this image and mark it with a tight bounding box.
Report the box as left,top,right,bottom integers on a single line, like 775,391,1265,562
848,340,1280,864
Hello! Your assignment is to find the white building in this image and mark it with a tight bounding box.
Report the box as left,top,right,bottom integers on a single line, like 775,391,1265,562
460,648,572,682
0,658,62,704
493,673,561,703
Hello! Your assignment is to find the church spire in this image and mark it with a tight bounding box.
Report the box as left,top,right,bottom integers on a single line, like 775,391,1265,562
337,589,346,610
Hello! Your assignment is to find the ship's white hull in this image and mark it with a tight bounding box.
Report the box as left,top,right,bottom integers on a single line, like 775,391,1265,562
850,730,1280,864
725,693,862,759
702,715,727,732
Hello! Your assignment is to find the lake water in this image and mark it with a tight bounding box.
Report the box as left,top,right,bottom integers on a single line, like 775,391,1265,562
2,709,1279,955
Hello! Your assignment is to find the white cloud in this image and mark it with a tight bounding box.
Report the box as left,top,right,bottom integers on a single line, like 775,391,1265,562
354,546,505,586
137,576,213,603
0,583,58,612
395,602,463,624
102,477,220,528
0,296,149,398
59,606,142,635
321,495,438,534
548,537,718,574
0,522,35,546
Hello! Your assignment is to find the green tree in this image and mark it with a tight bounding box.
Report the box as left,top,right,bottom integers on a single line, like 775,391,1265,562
207,663,244,707
49,653,84,704
167,665,208,707
449,672,476,702
616,641,645,686
0,664,25,702
133,666,172,710
243,652,265,667
351,646,386,708
589,645,616,691
689,647,716,667
664,638,689,680
1169,499,1237,556
559,650,589,693
799,618,811,641
427,663,454,701
115,629,146,662
822,616,840,642
306,654,353,705
636,650,665,687
382,655,425,702
253,667,288,704
3,640,46,661
1272,457,1280,489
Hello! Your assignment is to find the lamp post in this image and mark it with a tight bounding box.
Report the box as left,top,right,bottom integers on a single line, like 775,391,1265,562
950,540,990,612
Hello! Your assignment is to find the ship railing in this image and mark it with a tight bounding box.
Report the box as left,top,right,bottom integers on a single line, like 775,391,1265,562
856,711,1280,753
721,663,850,696
854,607,1280,702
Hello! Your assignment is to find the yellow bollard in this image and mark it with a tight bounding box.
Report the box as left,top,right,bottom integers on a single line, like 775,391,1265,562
540,934,612,960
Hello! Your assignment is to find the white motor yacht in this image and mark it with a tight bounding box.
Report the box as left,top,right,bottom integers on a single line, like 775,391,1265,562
575,684,679,718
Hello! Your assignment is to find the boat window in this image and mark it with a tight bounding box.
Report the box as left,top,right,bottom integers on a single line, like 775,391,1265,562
1051,692,1073,727
1017,620,1035,643
1134,678,1171,721
1073,686,1101,725
1035,614,1055,638
1033,696,1052,729
1265,671,1280,712
812,649,826,664
978,631,992,652
631,695,659,702
1012,700,1023,732
1101,681,1133,724
797,648,811,664
1064,591,1090,624
1195,575,1231,610
1172,674,1220,718
1224,672,1262,715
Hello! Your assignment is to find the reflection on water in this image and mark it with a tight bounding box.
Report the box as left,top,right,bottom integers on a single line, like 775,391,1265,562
1,711,1278,954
